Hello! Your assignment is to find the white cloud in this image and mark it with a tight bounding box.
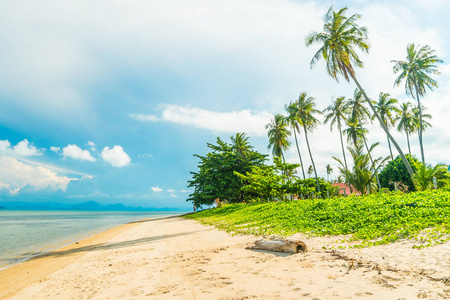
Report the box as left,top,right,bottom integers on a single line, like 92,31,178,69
87,141,97,151
101,145,131,167
0,139,43,156
0,156,74,194
129,113,158,122
62,145,96,162
151,186,163,192
137,104,272,136
50,146,60,153
166,189,175,193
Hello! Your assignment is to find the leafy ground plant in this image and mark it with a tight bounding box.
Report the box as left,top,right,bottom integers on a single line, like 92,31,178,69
184,190,449,248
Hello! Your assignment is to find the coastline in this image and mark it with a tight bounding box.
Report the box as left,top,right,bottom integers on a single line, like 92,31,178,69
0,210,183,271
0,215,448,299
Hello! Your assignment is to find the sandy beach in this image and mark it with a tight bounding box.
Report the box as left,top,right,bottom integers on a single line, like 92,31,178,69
0,215,448,299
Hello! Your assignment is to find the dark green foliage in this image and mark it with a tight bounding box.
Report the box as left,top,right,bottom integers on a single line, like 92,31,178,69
379,155,420,192
185,190,450,247
187,137,267,207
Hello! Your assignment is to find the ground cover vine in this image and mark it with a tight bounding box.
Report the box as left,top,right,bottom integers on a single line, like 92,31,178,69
184,190,450,248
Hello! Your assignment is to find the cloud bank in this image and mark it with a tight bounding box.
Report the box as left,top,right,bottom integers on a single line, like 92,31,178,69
0,156,74,194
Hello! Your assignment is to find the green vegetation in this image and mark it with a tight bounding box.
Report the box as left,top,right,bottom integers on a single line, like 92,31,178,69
186,6,449,250
185,190,450,248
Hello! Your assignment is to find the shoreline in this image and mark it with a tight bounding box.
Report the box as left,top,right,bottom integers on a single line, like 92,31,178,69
1,215,448,299
0,211,184,272
0,215,181,299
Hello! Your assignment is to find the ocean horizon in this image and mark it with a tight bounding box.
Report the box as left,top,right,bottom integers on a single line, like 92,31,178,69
0,210,186,270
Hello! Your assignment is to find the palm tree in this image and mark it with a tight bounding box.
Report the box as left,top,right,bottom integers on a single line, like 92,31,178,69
293,92,322,192
374,93,399,160
286,102,306,179
307,165,314,178
265,114,291,162
396,102,415,155
334,142,389,195
323,96,349,171
413,104,432,132
326,164,333,181
305,6,414,177
230,132,253,158
392,43,443,165
413,164,446,191
343,117,367,148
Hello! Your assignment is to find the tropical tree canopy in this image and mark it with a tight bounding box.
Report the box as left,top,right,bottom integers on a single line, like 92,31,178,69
230,132,253,158
306,5,414,177
392,43,443,99
305,6,369,82
266,114,291,159
187,137,267,207
379,154,420,192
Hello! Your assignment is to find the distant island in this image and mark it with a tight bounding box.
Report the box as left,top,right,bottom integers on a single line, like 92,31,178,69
0,200,185,212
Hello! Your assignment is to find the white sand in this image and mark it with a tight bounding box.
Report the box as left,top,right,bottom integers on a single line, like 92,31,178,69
1,216,448,299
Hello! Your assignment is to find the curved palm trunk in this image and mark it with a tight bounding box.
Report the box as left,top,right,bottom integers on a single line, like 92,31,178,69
406,131,411,155
413,79,426,165
351,75,414,177
387,136,393,160
302,124,321,193
292,127,306,179
338,123,349,170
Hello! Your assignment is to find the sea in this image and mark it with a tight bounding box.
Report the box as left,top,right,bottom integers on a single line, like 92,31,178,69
0,210,183,270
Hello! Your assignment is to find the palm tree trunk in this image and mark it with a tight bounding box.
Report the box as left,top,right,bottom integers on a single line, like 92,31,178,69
387,136,393,160
302,124,321,193
292,127,306,179
338,123,349,170
351,75,414,177
360,125,381,189
413,79,426,165
406,131,411,155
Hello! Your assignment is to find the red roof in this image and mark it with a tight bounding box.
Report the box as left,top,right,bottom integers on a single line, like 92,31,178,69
332,183,361,195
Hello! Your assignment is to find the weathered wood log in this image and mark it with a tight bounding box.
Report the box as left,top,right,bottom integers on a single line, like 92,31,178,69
246,239,307,253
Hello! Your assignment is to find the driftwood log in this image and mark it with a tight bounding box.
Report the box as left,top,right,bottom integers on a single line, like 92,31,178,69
246,239,307,253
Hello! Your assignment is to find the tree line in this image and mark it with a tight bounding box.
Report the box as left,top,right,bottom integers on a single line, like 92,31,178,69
187,6,449,206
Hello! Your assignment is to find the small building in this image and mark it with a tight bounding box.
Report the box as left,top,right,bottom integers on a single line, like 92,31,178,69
332,183,361,196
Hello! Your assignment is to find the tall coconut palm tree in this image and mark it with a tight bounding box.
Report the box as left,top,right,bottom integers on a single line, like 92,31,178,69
230,132,253,158
374,92,399,160
305,5,414,177
265,114,291,162
396,102,415,155
323,96,349,171
413,104,432,132
326,164,333,181
293,92,322,192
286,102,306,179
307,165,314,178
392,43,443,165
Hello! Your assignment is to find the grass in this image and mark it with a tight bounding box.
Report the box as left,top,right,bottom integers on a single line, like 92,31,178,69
184,190,450,248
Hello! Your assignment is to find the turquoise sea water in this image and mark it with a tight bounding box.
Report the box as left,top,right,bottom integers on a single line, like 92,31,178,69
0,210,183,269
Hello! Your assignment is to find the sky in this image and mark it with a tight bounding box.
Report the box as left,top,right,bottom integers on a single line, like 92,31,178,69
1,0,449,209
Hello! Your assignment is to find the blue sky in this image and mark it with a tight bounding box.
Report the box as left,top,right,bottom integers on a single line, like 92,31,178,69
1,0,449,209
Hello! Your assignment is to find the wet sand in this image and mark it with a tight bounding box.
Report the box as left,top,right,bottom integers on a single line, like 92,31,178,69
0,216,448,299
